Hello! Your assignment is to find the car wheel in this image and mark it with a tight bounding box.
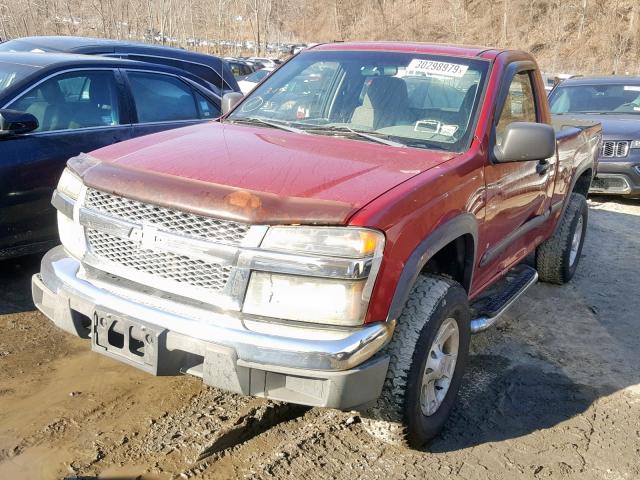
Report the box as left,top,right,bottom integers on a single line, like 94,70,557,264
536,192,588,284
362,274,471,448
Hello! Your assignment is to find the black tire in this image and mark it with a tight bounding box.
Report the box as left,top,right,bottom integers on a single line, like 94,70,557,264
363,275,471,448
535,193,588,284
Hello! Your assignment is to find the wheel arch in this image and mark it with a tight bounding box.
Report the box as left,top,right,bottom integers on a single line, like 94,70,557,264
552,164,594,236
573,167,593,197
385,213,478,323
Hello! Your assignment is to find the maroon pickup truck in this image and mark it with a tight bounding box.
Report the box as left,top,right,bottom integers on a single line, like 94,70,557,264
33,43,601,448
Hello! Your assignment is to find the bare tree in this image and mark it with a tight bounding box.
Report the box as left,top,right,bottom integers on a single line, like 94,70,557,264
0,0,638,75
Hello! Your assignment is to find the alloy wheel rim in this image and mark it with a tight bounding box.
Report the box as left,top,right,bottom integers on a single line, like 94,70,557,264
570,216,583,266
419,317,460,417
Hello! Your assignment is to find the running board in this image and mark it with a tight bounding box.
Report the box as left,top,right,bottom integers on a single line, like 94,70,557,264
470,264,538,333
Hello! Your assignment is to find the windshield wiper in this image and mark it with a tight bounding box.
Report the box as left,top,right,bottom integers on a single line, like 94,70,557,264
400,139,448,150
300,125,405,147
343,127,406,147
228,117,308,134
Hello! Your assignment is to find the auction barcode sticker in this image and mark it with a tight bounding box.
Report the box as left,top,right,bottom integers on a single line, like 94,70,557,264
406,59,469,78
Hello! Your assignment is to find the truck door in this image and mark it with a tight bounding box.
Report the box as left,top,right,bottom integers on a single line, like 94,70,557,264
477,62,556,281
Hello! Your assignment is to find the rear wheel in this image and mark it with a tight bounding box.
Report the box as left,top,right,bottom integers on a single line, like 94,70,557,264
363,275,471,448
536,193,588,284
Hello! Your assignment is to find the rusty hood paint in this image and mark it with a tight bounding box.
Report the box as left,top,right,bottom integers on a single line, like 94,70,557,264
72,122,455,224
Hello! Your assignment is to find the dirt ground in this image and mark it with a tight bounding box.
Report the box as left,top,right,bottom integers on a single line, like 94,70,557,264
1,197,639,480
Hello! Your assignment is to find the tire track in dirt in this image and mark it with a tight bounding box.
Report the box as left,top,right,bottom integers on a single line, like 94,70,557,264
82,389,309,478
1,201,640,479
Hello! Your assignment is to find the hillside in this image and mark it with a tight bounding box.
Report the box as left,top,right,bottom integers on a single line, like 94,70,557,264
1,0,638,75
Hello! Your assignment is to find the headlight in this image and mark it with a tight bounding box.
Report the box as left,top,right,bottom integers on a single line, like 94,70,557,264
261,226,383,258
57,212,86,259
631,140,640,149
243,272,368,326
244,226,385,326
55,168,85,258
57,168,83,200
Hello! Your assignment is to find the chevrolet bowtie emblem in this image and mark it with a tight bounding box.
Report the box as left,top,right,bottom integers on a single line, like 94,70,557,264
130,225,159,250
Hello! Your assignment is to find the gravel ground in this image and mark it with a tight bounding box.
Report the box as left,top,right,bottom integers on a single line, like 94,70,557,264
0,197,639,480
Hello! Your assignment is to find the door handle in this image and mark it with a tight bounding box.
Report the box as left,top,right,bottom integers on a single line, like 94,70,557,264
536,159,550,175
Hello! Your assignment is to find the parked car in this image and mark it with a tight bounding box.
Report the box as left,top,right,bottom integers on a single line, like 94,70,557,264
34,43,600,448
550,76,640,197
224,59,255,78
0,52,222,259
290,44,307,55
247,56,277,68
237,67,274,94
0,36,240,95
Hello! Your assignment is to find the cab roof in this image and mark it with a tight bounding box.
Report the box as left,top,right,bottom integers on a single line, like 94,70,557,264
310,41,505,60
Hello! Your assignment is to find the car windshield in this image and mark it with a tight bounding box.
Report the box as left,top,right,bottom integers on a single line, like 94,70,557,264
550,83,640,115
245,69,270,83
0,61,39,92
0,39,58,52
227,50,489,151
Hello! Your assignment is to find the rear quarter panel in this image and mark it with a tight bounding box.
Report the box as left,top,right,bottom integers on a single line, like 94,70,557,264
551,121,601,206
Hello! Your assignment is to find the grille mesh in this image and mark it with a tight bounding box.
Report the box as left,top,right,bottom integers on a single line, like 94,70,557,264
86,229,231,291
591,176,629,192
601,141,629,158
85,189,250,244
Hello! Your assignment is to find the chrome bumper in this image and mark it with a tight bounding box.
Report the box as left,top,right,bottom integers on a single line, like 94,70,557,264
32,246,392,408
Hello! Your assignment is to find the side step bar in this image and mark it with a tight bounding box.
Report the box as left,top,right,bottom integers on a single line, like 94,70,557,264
470,264,538,333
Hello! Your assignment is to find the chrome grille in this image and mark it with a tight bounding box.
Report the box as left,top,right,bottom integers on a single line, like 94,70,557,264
601,140,629,158
85,189,250,244
86,229,231,291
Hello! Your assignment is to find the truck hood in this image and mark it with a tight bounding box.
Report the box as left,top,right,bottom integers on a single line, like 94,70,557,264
74,122,455,224
558,113,640,139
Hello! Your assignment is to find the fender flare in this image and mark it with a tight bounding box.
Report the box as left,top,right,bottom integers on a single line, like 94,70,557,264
552,162,594,236
386,213,478,322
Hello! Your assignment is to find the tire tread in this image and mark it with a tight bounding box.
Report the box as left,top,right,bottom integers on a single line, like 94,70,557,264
536,193,587,284
363,275,455,447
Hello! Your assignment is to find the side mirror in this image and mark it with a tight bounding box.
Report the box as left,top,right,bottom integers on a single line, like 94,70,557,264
493,122,556,163
0,109,39,137
222,92,244,115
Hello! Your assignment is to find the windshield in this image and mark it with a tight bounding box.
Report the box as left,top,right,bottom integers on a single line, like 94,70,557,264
0,39,58,53
227,50,489,151
550,83,640,115
0,61,39,92
245,69,270,83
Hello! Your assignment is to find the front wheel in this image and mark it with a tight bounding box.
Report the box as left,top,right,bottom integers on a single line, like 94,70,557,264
363,275,471,448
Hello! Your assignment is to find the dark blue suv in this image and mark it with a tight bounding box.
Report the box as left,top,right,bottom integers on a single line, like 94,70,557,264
0,36,240,95
0,52,222,258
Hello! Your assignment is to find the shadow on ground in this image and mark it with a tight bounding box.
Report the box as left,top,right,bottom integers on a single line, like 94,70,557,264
429,354,600,452
429,198,640,452
0,199,638,464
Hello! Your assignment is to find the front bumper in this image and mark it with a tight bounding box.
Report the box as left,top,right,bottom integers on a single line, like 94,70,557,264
33,246,392,409
591,159,640,196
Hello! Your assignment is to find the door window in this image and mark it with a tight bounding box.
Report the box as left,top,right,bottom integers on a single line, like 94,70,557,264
183,62,223,90
10,70,121,132
194,91,220,119
127,72,208,123
496,71,537,145
229,63,244,77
